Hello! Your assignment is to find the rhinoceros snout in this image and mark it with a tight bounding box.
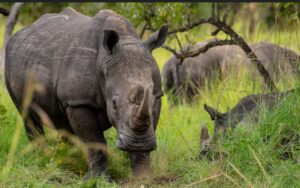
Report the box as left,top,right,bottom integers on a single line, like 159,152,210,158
116,132,156,152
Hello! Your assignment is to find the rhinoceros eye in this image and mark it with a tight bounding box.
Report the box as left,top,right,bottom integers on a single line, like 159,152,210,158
112,97,118,114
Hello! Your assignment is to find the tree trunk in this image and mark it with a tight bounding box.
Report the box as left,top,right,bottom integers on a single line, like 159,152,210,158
248,3,257,41
210,19,277,91
3,3,24,49
0,3,24,75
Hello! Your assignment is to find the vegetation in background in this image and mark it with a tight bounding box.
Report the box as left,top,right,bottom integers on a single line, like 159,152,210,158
0,2,299,187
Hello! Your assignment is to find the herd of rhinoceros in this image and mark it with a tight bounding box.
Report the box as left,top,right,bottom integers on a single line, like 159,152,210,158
3,8,300,180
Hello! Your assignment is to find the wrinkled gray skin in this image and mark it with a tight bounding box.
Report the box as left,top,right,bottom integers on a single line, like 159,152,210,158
162,40,300,103
249,42,300,82
5,8,168,179
201,89,294,154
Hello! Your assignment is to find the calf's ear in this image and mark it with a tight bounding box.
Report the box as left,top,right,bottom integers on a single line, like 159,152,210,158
143,24,168,52
103,30,119,54
204,104,225,120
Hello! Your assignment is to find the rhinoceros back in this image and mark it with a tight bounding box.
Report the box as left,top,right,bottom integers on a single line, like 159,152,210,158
5,8,98,114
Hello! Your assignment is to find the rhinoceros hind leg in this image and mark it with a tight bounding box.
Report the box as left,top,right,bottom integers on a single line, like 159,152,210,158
24,108,45,141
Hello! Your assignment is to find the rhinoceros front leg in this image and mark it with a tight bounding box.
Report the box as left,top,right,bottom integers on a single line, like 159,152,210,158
129,151,151,177
66,106,108,180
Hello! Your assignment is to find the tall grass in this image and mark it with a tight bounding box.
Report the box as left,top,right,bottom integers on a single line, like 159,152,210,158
0,10,299,187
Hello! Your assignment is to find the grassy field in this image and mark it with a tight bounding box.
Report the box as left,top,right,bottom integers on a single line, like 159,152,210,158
0,14,299,188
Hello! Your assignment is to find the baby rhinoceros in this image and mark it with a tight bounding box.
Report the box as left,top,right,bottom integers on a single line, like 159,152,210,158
200,89,295,156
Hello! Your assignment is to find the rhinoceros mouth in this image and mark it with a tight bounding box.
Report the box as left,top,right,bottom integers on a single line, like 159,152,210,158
116,132,156,152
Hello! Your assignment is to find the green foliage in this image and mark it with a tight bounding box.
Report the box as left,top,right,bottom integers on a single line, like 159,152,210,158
2,3,213,36
115,3,212,30
0,103,7,124
2,2,299,33
217,92,300,187
18,3,106,25
258,3,300,29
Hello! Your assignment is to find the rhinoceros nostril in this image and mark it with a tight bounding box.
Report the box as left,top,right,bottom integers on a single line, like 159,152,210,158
112,96,119,113
133,118,150,132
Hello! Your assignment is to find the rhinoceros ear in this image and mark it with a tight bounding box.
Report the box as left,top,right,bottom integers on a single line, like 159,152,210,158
204,104,225,121
103,30,119,54
143,24,168,52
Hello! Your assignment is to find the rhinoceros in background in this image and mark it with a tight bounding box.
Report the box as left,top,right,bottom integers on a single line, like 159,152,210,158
249,42,300,82
162,40,300,104
162,47,221,103
219,42,300,81
5,8,168,179
200,89,294,155
162,42,247,104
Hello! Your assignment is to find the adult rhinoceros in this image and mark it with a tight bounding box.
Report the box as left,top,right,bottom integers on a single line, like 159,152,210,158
5,8,168,179
162,40,300,104
249,42,300,82
162,42,246,104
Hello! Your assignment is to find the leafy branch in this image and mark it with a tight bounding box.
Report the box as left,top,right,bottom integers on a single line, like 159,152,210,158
162,3,277,91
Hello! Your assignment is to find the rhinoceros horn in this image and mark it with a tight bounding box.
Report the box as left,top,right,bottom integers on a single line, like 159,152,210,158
133,89,150,132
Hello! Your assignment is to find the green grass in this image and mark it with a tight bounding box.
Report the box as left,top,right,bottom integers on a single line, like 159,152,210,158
0,12,299,187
